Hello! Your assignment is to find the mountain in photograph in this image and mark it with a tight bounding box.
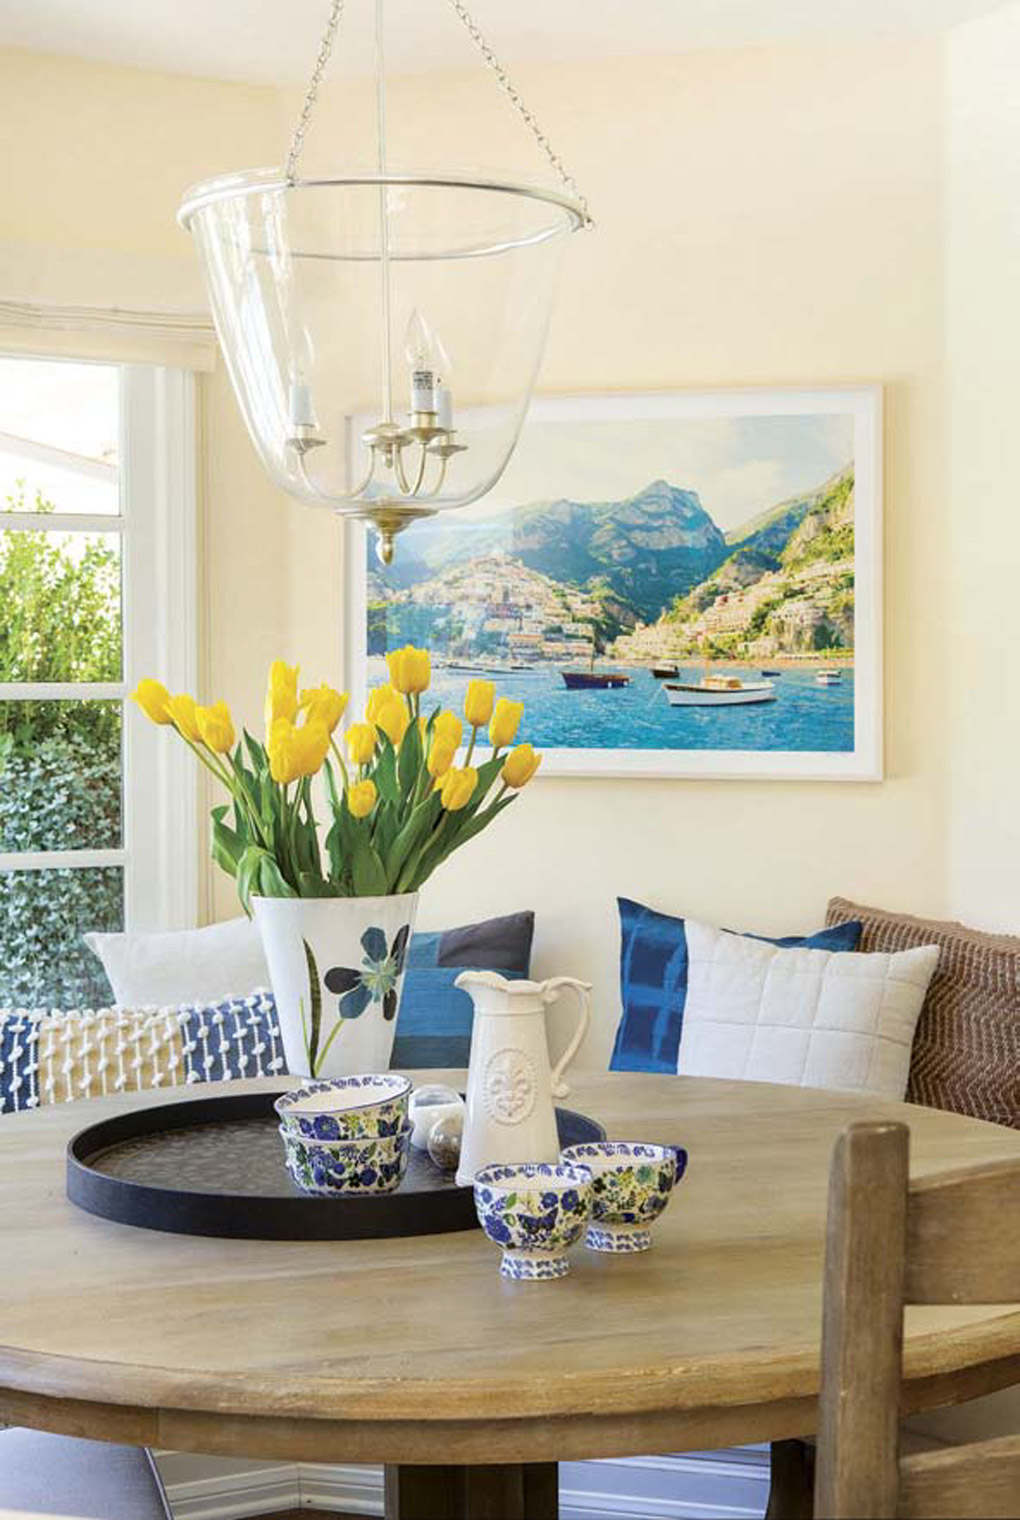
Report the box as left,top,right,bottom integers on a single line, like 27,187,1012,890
372,479,729,621
369,464,855,665
615,465,855,663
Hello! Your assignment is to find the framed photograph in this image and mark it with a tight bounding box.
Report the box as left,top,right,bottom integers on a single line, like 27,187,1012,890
343,386,882,780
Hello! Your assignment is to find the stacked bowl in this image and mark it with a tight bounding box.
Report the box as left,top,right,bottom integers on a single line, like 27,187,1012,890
275,1075,413,1197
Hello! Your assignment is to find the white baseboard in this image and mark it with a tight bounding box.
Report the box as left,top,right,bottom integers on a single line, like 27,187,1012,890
160,1460,297,1519
159,1449,771,1520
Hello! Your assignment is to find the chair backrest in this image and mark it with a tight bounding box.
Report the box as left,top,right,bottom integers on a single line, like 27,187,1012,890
814,1121,1020,1519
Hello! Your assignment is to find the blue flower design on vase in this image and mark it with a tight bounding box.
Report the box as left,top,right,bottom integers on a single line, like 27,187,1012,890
324,923,411,1023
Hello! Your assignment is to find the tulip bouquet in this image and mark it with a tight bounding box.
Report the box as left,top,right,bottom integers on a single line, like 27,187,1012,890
132,646,541,913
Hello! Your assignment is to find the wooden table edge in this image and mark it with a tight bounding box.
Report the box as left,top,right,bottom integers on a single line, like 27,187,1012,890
3,1350,1020,1465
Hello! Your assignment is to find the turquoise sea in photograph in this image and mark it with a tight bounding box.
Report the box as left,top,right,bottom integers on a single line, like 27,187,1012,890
367,658,855,753
366,411,858,753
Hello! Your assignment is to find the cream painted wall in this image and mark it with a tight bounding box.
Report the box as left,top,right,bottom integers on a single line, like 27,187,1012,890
0,37,969,1068
281,41,951,1066
0,47,329,921
944,1,1020,934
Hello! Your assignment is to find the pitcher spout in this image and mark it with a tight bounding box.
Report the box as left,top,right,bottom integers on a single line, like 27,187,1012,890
453,969,515,996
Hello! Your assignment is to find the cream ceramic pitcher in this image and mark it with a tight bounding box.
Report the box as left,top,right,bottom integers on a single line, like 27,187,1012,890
454,971,592,1187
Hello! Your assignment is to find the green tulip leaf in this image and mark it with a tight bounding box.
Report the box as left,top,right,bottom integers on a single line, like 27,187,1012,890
351,843,388,897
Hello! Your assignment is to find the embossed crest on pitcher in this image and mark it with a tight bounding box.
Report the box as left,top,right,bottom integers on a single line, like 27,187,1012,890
483,1048,537,1125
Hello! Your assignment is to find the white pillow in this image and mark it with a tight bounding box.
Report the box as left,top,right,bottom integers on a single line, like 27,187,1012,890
679,920,939,1099
84,919,269,1009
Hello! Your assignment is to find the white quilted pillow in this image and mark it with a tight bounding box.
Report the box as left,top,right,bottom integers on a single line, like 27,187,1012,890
680,921,940,1098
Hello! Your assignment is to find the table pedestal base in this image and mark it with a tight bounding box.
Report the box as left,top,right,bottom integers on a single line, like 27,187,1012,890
765,1439,815,1519
383,1461,558,1520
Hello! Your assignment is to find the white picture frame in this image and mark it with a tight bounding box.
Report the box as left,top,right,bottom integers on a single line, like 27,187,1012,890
343,385,882,782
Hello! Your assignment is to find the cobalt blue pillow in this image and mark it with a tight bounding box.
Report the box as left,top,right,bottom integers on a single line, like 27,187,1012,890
390,911,535,1070
610,898,863,1075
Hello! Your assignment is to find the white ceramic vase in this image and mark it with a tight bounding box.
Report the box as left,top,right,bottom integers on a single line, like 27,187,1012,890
253,893,419,1079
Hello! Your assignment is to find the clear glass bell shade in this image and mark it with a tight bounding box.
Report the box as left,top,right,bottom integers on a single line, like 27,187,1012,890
179,169,581,554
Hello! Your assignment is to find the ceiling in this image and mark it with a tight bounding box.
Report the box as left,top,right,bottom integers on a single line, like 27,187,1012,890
0,0,1007,84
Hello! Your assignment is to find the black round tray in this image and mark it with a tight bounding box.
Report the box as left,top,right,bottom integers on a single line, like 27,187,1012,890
66,1089,606,1241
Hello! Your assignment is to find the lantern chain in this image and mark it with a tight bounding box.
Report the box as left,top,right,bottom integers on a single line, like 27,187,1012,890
445,0,594,226
286,0,347,181
285,0,593,226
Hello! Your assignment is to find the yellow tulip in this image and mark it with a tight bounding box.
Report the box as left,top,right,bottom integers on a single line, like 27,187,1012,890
267,717,329,784
346,779,377,819
264,659,299,733
427,736,457,779
373,691,410,748
464,679,495,728
132,679,172,725
488,697,523,749
296,721,330,776
195,700,236,755
432,709,463,749
166,692,201,743
502,742,542,789
267,719,296,784
345,722,377,766
299,683,348,736
438,765,478,811
366,683,399,723
386,645,431,696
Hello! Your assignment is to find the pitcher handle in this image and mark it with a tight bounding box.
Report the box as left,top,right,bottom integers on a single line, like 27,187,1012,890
542,978,592,1099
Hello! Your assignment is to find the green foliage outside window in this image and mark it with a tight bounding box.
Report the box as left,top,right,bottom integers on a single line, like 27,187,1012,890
0,486,123,1008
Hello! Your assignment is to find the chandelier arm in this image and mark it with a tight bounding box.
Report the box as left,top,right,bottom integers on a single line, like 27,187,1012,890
427,453,449,499
445,0,594,227
408,442,430,497
285,0,348,182
393,445,412,496
352,455,378,499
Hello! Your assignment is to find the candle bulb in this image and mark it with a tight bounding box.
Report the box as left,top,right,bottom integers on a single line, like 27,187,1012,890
405,308,437,415
288,382,316,429
435,381,453,431
411,367,436,415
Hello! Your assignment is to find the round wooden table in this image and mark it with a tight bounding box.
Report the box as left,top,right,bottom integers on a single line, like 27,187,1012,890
2,1073,1020,1520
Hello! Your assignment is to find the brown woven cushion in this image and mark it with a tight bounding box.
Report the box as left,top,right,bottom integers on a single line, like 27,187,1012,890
826,897,1020,1128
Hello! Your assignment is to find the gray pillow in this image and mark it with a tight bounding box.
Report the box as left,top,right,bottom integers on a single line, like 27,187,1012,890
390,912,535,1070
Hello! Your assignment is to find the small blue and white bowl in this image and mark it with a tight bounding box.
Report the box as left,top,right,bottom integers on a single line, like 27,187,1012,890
275,1074,412,1142
559,1141,688,1253
281,1121,413,1196
473,1161,593,1280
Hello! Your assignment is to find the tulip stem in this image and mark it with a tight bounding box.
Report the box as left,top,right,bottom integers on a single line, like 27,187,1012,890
329,739,350,790
181,735,268,849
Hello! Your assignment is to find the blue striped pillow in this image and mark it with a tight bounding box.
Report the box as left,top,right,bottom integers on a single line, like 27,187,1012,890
610,898,863,1074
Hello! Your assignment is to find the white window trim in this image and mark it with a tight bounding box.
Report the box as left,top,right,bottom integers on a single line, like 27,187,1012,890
0,360,199,933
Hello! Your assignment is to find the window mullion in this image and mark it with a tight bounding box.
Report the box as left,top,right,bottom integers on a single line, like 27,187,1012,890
0,512,124,534
0,682,127,702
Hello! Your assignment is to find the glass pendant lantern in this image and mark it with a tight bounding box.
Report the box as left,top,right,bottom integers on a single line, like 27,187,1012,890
178,0,591,563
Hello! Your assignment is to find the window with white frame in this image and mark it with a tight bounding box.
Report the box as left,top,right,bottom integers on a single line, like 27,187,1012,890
0,354,197,1009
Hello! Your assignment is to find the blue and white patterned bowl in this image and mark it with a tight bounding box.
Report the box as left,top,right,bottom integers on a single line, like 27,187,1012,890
275,1074,412,1141
559,1141,687,1252
473,1161,593,1280
280,1121,413,1196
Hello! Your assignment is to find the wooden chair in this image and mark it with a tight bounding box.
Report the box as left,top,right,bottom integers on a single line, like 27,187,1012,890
814,1121,1020,1519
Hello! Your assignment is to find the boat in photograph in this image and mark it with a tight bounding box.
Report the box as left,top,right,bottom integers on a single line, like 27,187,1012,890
650,663,680,679
815,668,843,685
562,638,632,690
562,669,631,690
760,668,782,677
664,676,777,707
